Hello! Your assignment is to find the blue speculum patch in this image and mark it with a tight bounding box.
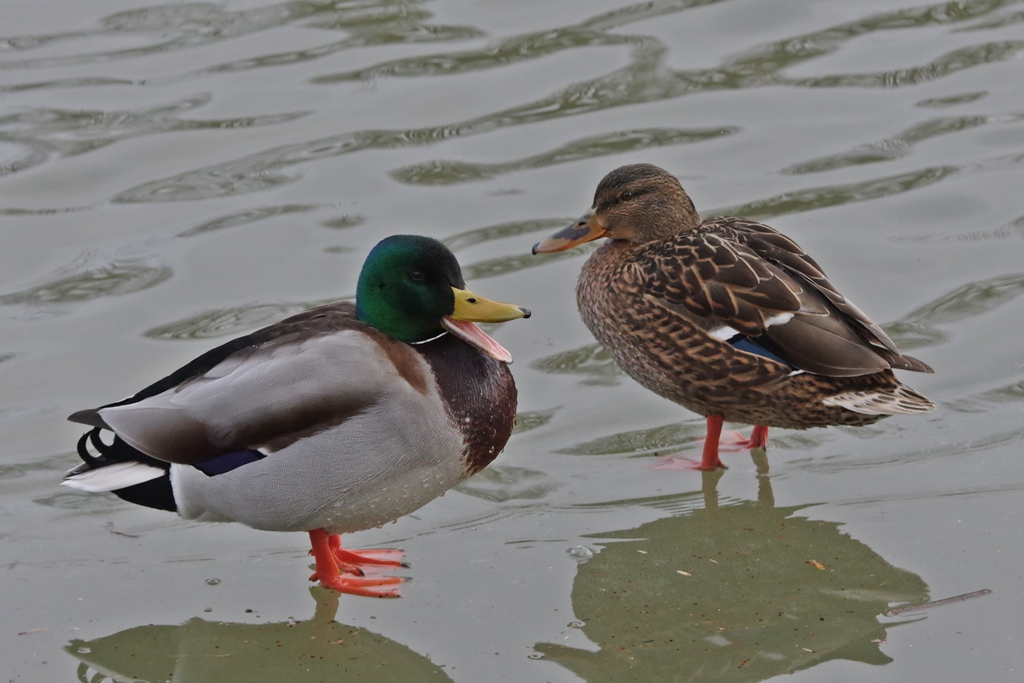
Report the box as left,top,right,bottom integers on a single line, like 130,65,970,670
194,450,266,477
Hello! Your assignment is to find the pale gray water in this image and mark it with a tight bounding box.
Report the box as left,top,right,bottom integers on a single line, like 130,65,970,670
2,1,1023,681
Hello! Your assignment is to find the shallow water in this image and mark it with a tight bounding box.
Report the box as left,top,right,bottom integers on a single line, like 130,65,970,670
3,1,1023,681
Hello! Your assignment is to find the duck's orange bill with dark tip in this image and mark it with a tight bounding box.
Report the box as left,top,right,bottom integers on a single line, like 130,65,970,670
442,287,531,364
532,209,608,254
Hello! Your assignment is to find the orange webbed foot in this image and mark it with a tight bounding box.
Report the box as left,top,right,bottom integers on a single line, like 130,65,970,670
716,425,770,452
311,572,405,598
308,529,407,598
326,534,409,570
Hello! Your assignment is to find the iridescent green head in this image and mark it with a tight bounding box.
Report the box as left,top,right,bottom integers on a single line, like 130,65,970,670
356,235,530,359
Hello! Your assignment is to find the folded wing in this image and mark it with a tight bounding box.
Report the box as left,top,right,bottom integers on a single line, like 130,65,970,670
637,218,932,377
69,303,406,464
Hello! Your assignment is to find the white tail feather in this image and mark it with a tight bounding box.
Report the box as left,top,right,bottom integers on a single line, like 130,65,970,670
62,462,165,492
822,386,935,415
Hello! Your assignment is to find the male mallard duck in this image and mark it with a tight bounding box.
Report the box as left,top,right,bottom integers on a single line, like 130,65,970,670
64,235,530,597
533,164,933,470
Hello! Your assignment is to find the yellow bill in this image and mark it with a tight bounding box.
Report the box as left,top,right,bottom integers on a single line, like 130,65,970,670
442,288,531,363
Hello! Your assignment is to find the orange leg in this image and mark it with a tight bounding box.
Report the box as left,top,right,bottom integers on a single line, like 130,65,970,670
747,425,769,450
650,417,769,471
698,414,727,471
649,414,728,471
308,529,404,598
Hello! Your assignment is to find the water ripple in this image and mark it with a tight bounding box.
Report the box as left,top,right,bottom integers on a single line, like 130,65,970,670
556,421,699,457
0,93,308,178
916,91,989,107
897,214,1024,244
321,214,365,230
512,408,559,435
390,127,739,186
0,253,171,308
309,0,728,83
312,25,629,84
143,300,329,340
530,342,622,381
444,219,567,252
112,128,420,202
455,465,558,503
957,6,1024,30
102,0,1024,203
314,0,1022,97
177,204,319,237
713,166,959,221
461,246,594,281
0,77,133,94
886,271,1024,349
781,114,1022,175
793,40,1024,88
0,142,47,178
0,2,318,71
195,3,484,77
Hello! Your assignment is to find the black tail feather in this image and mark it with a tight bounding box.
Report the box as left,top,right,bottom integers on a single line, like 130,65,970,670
73,428,177,513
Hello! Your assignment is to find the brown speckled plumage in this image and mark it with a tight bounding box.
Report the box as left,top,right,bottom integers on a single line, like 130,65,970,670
535,164,933,467
579,238,926,428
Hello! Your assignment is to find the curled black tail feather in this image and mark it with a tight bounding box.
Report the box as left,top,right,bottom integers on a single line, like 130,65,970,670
74,428,177,512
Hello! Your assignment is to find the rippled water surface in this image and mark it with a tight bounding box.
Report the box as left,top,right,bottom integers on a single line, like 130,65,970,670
3,1,1023,681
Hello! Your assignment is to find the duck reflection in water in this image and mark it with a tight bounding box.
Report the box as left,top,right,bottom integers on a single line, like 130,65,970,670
534,464,931,682
67,588,455,683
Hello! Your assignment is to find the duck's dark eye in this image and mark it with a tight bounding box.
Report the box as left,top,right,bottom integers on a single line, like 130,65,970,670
620,191,635,201
410,270,425,282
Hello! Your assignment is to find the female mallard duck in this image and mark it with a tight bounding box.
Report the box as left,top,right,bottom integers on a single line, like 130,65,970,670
64,235,530,597
533,164,933,471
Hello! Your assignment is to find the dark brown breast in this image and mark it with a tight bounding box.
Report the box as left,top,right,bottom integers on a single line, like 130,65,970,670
417,334,517,476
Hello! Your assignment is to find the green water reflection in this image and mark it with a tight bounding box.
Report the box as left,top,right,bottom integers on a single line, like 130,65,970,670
67,589,453,683
536,470,929,681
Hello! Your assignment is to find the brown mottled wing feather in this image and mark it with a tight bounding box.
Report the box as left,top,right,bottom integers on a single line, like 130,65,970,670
637,228,808,332
718,219,932,373
716,219,930,372
633,218,932,376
